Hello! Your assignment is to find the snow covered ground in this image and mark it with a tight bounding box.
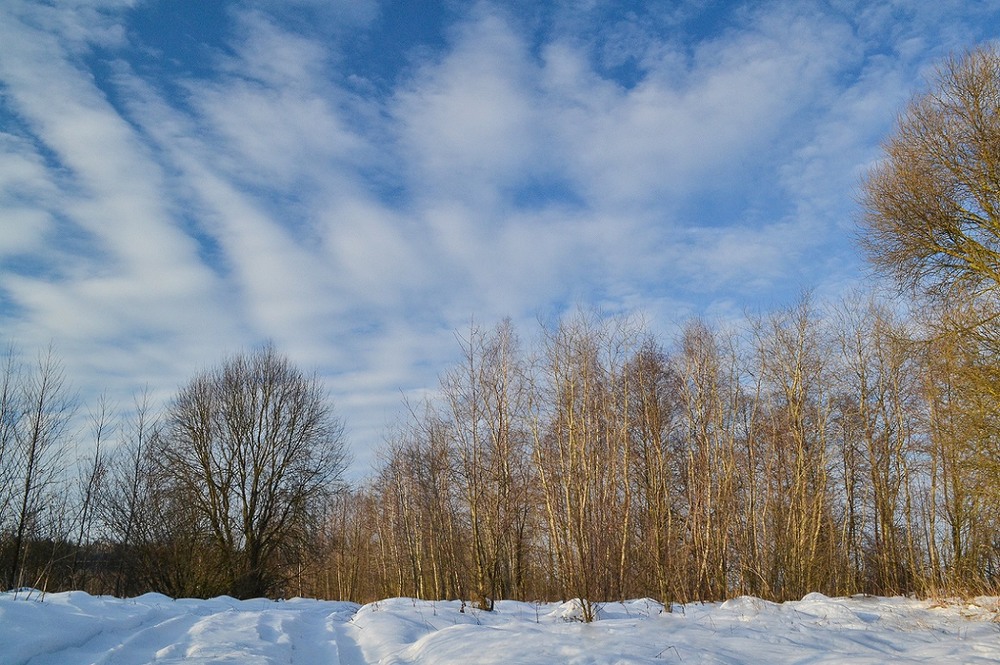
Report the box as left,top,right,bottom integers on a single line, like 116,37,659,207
2,590,998,664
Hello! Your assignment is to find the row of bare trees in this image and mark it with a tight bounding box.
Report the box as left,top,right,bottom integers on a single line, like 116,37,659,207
312,297,997,609
1,296,997,605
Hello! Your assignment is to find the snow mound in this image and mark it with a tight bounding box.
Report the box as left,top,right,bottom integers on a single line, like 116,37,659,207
719,595,779,619
546,598,603,621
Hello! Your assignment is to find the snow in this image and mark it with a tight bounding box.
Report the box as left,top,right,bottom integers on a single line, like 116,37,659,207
2,590,998,664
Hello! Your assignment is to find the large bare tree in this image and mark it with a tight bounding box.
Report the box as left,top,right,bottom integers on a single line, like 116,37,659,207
157,344,348,598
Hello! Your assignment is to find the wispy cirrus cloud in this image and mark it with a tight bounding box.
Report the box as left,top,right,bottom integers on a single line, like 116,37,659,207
3,0,1000,472
0,0,232,392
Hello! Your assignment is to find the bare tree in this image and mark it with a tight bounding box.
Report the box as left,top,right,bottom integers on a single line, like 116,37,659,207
68,395,111,591
3,346,75,591
97,389,161,596
917,306,1000,593
156,344,348,598
674,320,742,602
303,488,381,602
442,319,536,608
624,338,682,605
532,311,642,619
0,347,20,541
377,412,467,600
832,295,923,594
748,298,841,599
861,46,1000,308
860,45,1000,596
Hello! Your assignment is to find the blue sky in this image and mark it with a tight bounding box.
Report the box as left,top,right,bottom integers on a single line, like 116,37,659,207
2,0,999,473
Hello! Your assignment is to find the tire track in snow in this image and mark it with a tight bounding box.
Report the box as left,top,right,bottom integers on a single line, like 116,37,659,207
17,597,364,665
176,606,299,663
332,620,369,665
24,607,203,665
278,604,342,665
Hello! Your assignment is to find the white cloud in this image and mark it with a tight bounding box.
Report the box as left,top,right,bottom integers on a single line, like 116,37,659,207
392,8,544,205
0,134,58,257
320,198,429,307
182,13,376,194
0,1,241,422
546,6,857,208
7,0,132,53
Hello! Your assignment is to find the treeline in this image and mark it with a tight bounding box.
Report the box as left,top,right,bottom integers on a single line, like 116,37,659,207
1,296,999,605
317,298,999,610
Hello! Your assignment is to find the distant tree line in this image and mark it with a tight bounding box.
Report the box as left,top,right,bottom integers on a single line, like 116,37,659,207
2,46,999,610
